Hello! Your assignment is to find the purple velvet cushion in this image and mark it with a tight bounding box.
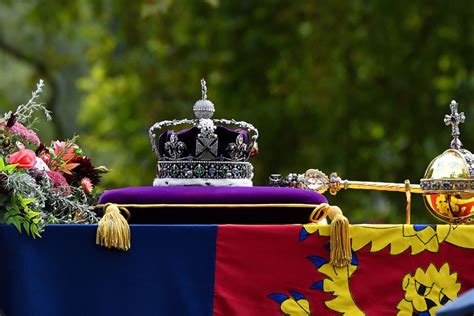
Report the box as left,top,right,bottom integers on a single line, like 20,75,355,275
99,186,327,205
98,186,327,224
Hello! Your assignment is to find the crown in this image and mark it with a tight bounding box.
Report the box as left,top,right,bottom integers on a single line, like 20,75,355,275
149,79,259,186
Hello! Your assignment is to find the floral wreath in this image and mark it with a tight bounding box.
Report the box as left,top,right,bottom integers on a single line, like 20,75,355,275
0,80,107,237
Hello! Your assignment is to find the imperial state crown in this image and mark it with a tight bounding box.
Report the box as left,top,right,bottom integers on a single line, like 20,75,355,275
149,79,259,186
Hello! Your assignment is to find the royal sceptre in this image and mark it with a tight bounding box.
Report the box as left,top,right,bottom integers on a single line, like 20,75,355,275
270,101,474,225
270,169,419,224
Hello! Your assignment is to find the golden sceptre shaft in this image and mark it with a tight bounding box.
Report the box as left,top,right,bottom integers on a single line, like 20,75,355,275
270,169,421,224
292,169,421,195
336,181,421,193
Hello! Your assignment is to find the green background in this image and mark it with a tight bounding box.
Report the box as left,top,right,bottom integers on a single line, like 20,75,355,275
1,0,473,223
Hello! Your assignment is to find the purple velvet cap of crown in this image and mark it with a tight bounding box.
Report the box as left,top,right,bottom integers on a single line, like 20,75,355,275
157,126,249,159
99,186,327,205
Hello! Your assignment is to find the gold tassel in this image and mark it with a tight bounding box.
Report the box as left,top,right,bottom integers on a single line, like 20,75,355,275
327,205,351,267
310,203,351,267
96,203,131,251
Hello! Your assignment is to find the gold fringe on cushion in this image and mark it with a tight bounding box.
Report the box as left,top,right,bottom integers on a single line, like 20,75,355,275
310,203,351,267
96,203,131,251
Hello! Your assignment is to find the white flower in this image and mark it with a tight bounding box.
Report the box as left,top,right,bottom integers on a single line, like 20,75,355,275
34,157,50,171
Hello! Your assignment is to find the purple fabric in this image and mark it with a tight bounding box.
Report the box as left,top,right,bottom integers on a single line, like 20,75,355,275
98,186,327,224
156,126,249,159
99,186,327,205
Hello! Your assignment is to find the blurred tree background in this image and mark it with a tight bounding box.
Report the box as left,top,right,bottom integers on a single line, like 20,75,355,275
1,0,473,223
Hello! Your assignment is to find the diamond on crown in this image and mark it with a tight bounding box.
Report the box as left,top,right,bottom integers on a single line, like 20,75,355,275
149,78,259,186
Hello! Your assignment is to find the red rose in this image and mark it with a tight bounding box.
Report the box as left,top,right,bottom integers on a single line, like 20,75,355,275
9,149,37,169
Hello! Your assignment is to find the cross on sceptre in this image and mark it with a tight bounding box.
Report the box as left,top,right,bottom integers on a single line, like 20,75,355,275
201,78,207,100
444,100,465,149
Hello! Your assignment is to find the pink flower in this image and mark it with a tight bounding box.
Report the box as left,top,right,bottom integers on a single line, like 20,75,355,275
40,152,59,170
9,149,36,169
1,121,40,146
46,171,71,195
81,177,93,194
40,153,51,165
53,141,78,162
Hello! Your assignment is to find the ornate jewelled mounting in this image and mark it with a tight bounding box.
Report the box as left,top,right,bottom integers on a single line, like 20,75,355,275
149,79,259,186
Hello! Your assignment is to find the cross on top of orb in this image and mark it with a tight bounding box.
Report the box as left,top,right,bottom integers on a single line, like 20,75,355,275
201,78,207,100
444,100,466,149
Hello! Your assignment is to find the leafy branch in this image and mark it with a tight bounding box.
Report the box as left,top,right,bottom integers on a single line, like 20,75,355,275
0,157,43,237
1,194,42,238
13,79,52,126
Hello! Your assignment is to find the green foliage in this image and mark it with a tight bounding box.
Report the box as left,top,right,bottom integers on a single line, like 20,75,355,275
11,79,51,126
2,1,474,223
0,194,41,238
0,157,42,237
0,157,17,175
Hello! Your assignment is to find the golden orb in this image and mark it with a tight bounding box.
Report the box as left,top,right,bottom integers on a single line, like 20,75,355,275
420,101,474,224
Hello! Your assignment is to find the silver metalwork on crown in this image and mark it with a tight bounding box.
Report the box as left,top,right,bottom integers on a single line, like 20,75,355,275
193,79,215,119
149,78,259,185
157,161,253,180
196,118,218,160
164,132,186,160
227,134,247,161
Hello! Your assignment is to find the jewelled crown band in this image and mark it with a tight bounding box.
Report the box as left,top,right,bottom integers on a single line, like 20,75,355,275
149,79,259,186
